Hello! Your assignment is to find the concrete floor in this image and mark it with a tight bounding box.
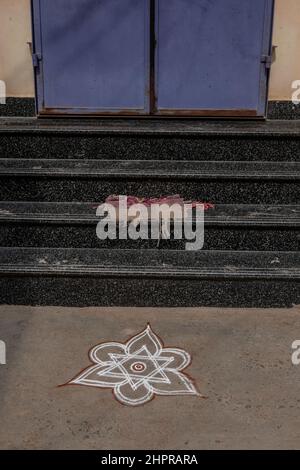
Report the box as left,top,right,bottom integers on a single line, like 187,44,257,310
0,305,300,450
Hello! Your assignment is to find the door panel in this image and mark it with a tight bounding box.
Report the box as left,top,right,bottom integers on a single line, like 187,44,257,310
155,0,274,116
33,0,150,115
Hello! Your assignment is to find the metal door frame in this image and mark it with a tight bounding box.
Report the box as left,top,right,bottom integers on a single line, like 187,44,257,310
31,0,151,116
31,0,274,118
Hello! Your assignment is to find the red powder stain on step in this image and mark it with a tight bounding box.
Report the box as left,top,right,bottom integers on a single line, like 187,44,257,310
92,195,215,210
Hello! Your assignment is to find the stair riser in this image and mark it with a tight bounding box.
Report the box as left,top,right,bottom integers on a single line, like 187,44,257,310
0,224,299,251
0,276,298,308
0,177,298,204
0,134,299,161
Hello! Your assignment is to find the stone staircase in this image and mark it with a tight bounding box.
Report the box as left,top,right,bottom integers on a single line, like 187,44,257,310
0,118,299,307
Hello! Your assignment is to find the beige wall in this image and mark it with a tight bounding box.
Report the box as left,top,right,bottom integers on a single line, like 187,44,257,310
0,0,34,97
269,0,300,100
0,0,299,100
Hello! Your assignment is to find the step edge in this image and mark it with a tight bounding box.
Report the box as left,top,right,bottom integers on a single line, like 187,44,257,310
1,118,300,137
0,170,299,179
0,215,299,227
0,265,299,280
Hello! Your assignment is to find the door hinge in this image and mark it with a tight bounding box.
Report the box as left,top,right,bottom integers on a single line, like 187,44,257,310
261,46,277,69
261,54,272,69
32,52,42,68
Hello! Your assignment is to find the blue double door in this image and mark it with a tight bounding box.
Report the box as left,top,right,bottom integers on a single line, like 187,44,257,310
32,0,274,117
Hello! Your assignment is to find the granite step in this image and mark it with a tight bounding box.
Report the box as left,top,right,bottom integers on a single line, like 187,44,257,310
0,248,298,307
0,202,299,251
0,118,300,161
0,159,299,204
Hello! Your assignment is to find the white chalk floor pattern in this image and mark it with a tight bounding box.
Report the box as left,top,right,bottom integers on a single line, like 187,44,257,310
68,324,200,406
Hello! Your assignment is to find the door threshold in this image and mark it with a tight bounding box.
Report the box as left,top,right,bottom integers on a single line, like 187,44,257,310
37,113,266,121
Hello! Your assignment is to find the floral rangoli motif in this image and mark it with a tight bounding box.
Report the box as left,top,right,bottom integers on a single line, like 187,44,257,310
68,324,200,407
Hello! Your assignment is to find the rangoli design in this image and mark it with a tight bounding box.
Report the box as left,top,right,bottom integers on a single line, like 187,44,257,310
68,324,200,407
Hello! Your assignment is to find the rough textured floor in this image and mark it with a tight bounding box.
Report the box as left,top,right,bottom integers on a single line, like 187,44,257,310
0,305,300,450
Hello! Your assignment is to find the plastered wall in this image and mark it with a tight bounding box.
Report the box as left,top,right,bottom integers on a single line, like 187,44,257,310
0,0,34,97
0,0,299,100
269,0,300,100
